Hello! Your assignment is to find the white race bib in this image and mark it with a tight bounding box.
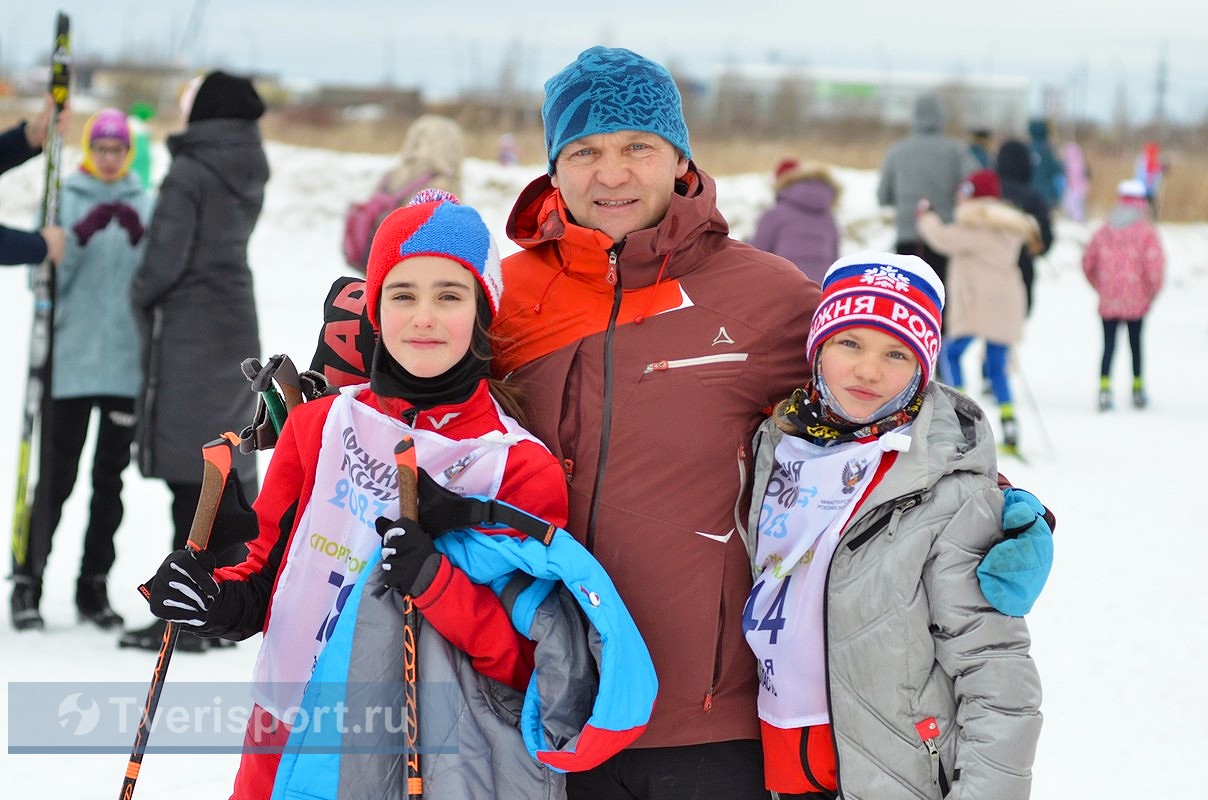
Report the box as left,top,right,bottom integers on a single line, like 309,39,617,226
251,388,538,721
744,433,896,728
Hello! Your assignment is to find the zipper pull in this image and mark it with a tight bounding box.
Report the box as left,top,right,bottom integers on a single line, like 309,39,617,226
886,504,905,541
915,717,941,786
887,494,924,541
606,250,618,286
702,687,714,711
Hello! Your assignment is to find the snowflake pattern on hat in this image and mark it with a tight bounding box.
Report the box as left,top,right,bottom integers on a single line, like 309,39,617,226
859,265,913,293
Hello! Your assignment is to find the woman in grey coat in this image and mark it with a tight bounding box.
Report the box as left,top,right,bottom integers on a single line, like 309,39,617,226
124,71,268,650
744,251,1042,799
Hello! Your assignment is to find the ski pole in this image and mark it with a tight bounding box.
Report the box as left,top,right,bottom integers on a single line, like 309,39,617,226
1014,359,1054,457
393,436,423,800
119,431,240,800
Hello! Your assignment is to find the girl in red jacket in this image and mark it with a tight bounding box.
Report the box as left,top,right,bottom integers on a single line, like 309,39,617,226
142,190,569,799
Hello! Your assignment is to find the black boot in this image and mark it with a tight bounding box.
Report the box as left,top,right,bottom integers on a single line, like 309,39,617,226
118,619,208,652
10,576,45,631
76,575,125,629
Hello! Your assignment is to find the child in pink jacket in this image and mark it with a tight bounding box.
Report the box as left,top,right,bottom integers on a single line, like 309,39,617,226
1082,179,1165,410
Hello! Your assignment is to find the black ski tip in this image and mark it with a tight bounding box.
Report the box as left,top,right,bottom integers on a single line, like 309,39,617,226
394,436,415,456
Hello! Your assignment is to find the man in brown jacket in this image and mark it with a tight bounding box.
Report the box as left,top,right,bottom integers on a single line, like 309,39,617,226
491,46,1054,800
490,46,820,799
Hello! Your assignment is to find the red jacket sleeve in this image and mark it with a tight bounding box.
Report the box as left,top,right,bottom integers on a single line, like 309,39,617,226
412,438,569,690
413,557,536,691
203,397,333,639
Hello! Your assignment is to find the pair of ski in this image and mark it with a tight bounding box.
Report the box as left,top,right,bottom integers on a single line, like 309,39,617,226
121,356,426,800
10,11,70,581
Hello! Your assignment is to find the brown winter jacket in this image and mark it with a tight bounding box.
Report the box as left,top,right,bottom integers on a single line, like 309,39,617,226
491,164,821,748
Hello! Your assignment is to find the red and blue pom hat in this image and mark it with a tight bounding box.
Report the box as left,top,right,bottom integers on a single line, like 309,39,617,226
806,250,946,387
364,188,503,330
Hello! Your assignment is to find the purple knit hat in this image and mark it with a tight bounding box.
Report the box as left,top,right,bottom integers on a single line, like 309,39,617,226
87,108,131,146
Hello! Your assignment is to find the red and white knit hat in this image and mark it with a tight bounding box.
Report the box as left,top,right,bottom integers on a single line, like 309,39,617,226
807,251,946,386
364,189,502,330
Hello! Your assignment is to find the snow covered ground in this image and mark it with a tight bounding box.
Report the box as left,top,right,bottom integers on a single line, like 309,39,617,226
2,139,1206,798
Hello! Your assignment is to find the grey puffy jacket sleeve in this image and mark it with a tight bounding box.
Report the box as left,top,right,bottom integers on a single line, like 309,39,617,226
925,486,1043,800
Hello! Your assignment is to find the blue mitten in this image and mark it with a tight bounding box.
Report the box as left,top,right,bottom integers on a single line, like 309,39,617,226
977,488,1054,616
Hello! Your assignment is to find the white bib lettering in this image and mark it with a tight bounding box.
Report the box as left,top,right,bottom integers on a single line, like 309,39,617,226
744,434,894,728
251,388,538,721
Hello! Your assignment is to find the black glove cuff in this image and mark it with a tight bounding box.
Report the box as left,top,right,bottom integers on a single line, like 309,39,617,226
410,553,442,597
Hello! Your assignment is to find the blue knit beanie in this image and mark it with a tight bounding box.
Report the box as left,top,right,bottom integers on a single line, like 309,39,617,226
542,46,692,175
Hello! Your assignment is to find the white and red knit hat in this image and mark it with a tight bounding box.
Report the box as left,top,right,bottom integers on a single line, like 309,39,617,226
364,189,502,330
807,251,946,386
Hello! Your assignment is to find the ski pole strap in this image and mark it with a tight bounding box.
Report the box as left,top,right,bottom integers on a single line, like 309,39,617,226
264,354,307,413
238,355,329,453
418,479,557,546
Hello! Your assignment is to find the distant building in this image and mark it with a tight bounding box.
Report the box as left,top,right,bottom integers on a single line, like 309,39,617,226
696,63,1029,136
308,85,423,117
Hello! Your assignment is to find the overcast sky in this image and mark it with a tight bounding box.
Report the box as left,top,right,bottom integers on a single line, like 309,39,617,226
3,0,1204,125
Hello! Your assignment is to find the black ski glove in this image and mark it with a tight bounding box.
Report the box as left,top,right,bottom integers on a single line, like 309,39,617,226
145,549,220,627
376,516,438,596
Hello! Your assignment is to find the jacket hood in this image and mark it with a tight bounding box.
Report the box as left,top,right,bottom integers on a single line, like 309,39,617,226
954,197,1037,239
167,118,269,200
1027,118,1050,142
1108,202,1148,228
994,139,1033,182
748,384,997,548
913,94,945,134
505,162,730,284
775,178,838,214
775,161,841,205
858,384,996,510
63,170,145,203
385,113,464,194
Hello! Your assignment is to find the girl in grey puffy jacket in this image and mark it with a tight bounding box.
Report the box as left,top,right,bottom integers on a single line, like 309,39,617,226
743,251,1042,799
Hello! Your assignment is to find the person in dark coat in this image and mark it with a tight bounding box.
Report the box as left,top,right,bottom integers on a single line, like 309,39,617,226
1026,118,1064,209
1,95,66,266
995,139,1054,314
123,71,268,651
